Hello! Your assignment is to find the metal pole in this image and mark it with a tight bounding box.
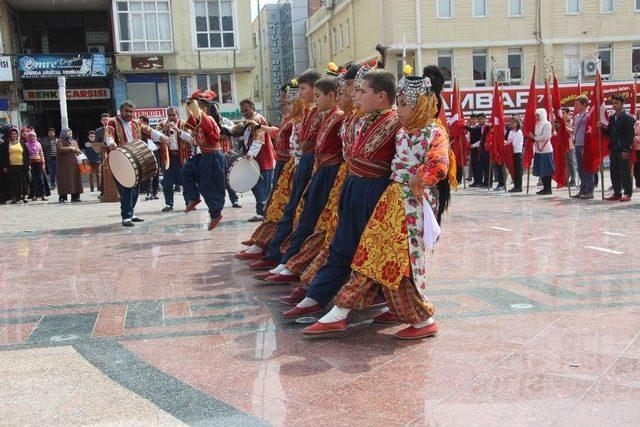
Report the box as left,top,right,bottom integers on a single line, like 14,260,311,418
415,0,422,72
257,0,265,116
58,76,69,130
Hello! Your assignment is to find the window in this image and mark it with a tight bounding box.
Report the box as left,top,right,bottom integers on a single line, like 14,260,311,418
633,44,640,74
564,44,580,79
437,49,453,85
637,0,640,11
472,48,487,86
194,0,235,49
598,43,612,77
252,32,257,49
340,24,344,50
345,19,350,46
601,0,614,12
566,0,581,14
508,47,523,83
115,0,173,52
473,0,487,17
509,0,523,16
196,73,233,103
126,75,169,108
437,0,453,18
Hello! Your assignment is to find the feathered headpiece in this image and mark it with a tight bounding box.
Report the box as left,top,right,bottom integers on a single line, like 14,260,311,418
189,89,217,103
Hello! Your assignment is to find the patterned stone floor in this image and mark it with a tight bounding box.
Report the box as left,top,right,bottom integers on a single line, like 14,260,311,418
1,181,639,426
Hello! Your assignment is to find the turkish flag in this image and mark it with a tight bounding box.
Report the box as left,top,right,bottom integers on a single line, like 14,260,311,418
551,73,570,188
449,80,470,167
583,72,610,174
522,66,537,169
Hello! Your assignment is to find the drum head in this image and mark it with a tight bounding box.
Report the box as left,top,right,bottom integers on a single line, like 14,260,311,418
109,149,137,188
229,157,260,193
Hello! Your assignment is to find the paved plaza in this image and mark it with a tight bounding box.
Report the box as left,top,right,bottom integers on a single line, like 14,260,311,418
1,183,640,426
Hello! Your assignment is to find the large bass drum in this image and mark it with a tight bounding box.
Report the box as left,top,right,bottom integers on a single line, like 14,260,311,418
227,154,260,193
109,140,158,188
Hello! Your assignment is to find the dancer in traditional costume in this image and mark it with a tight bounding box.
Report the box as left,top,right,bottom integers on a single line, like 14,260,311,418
236,83,304,260
282,68,402,319
259,75,346,284
302,66,451,339
279,63,363,305
248,69,323,271
181,90,226,230
159,106,191,212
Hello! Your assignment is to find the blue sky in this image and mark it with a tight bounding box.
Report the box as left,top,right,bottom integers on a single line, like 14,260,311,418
251,0,279,20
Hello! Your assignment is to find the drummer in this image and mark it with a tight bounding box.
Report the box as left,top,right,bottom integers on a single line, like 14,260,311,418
235,99,276,223
159,106,191,212
104,100,169,227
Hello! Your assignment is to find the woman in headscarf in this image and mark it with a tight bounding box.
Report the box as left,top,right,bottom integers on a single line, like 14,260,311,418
527,108,555,195
301,65,452,340
26,131,48,201
0,128,29,203
56,128,83,202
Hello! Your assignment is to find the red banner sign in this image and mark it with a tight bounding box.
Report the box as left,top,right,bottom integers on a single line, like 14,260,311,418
441,81,638,116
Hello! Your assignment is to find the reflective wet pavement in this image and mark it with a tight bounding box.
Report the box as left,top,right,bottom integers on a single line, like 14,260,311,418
1,185,640,426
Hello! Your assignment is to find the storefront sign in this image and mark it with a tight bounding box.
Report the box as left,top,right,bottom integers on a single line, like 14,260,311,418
17,53,106,79
131,56,164,70
132,108,167,126
0,56,13,82
442,81,638,115
0,98,9,111
23,88,111,101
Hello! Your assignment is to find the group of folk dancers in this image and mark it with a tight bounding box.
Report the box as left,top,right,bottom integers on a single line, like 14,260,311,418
235,49,455,340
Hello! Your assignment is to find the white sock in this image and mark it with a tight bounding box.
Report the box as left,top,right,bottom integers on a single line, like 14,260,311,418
246,245,262,254
269,264,286,275
279,268,294,276
378,307,390,314
412,317,435,328
319,306,350,323
296,297,318,308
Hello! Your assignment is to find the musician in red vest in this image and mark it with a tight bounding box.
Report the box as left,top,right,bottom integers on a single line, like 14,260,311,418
159,106,191,212
181,90,226,231
236,99,276,222
105,100,168,227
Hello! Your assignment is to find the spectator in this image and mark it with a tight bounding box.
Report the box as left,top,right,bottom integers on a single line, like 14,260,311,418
26,131,48,201
568,95,593,199
84,130,101,192
0,125,10,203
41,128,59,189
0,128,29,203
528,108,554,195
599,94,635,202
633,110,640,189
562,107,577,187
505,116,524,193
56,128,83,203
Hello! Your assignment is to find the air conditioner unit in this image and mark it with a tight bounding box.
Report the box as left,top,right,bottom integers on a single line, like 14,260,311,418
493,69,511,83
582,59,600,77
325,0,335,10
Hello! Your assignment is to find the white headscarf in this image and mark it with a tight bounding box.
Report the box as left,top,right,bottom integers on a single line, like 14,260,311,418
534,108,549,136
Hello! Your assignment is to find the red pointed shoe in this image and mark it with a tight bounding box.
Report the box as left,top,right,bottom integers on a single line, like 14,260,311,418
280,287,308,306
395,322,438,340
282,304,322,319
253,272,274,282
372,311,400,324
241,240,253,246
208,215,223,231
249,260,279,271
185,199,201,212
264,274,300,284
302,320,347,335
235,251,264,261
605,194,622,201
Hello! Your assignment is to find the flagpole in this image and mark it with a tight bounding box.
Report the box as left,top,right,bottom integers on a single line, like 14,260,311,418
597,73,605,201
455,78,466,189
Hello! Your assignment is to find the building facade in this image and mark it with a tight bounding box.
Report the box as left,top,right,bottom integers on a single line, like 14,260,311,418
252,0,314,124
307,0,640,87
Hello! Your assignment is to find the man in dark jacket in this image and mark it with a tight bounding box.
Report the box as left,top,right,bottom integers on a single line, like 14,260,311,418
599,94,636,201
